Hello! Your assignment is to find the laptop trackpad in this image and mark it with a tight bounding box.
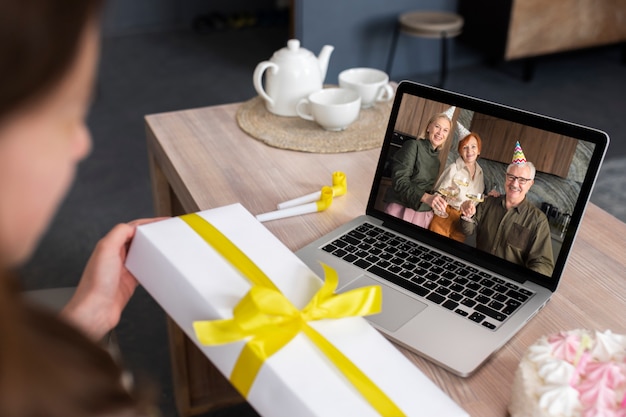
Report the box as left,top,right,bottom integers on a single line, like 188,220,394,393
341,275,427,332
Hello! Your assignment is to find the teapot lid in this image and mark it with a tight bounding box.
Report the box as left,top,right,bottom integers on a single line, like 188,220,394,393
273,39,314,60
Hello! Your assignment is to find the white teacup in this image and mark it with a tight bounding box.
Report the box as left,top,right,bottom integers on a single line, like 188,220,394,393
296,88,361,131
338,67,394,108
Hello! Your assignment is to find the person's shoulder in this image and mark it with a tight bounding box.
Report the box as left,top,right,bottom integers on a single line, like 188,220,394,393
400,137,419,148
522,200,548,218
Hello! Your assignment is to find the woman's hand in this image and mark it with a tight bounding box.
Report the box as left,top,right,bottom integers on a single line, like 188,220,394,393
424,192,447,213
61,217,167,341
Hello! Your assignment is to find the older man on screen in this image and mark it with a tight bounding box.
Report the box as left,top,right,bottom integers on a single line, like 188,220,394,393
460,142,554,276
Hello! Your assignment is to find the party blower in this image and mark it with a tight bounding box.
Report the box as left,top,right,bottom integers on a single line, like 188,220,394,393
256,186,334,222
277,171,347,210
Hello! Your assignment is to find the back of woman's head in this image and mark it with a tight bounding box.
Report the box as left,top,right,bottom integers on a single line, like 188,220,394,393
0,0,103,120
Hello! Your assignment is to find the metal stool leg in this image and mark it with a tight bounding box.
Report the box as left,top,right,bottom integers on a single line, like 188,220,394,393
522,58,535,82
438,31,449,88
386,23,400,77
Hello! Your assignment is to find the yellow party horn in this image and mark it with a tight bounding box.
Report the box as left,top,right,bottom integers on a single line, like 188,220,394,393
277,171,347,210
256,186,333,222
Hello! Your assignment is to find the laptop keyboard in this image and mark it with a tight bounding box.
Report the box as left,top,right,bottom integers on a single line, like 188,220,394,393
321,222,534,331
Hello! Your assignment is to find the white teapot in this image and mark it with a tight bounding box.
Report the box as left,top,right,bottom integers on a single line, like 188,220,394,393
253,39,334,117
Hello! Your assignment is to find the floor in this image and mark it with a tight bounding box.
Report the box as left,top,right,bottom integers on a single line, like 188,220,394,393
18,23,626,417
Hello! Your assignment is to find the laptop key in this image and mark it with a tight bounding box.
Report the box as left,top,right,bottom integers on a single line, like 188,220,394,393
322,244,336,253
449,292,463,301
519,287,534,296
343,235,360,246
380,252,393,260
368,265,429,297
413,285,430,297
410,276,426,285
488,300,505,311
475,304,507,321
442,271,456,280
469,312,485,323
354,259,371,269
432,257,448,267
462,289,477,299
442,300,458,310
456,268,471,277
365,255,379,263
437,278,452,287
378,260,391,269
502,304,521,315
461,298,477,308
454,277,469,285
475,295,490,304
423,280,438,290
343,253,358,263
425,272,439,281
426,292,445,304
436,287,451,296
480,279,495,288
399,269,414,280
431,266,444,275
506,289,530,302
467,282,481,291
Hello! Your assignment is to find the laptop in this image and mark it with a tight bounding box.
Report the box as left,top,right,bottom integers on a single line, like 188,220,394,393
296,80,609,377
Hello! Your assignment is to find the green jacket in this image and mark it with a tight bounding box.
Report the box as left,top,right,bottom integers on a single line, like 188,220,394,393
384,138,440,212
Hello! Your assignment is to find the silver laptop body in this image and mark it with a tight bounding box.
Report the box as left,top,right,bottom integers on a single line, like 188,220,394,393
296,81,609,377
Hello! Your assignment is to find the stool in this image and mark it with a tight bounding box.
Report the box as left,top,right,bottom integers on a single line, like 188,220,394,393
386,11,464,88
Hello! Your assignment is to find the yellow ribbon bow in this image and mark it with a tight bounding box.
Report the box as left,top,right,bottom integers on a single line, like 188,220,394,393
180,213,405,416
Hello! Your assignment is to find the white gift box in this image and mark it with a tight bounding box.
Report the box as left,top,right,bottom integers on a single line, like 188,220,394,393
125,203,468,417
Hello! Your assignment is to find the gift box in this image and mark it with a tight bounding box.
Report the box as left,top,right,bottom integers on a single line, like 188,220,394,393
125,203,468,417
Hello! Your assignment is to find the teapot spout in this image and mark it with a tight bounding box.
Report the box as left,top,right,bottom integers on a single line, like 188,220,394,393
317,45,334,83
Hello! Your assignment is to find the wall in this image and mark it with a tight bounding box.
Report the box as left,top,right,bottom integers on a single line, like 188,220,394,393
101,0,278,36
293,0,478,84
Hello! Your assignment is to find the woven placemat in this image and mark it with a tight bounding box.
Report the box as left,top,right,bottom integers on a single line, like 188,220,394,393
236,95,393,153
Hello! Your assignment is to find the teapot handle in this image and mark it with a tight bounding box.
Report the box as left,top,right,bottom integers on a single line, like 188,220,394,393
253,61,279,106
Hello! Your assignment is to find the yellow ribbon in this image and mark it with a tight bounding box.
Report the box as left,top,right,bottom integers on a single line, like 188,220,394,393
180,213,405,416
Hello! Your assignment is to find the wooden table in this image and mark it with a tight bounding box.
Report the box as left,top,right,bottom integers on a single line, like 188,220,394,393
145,102,626,417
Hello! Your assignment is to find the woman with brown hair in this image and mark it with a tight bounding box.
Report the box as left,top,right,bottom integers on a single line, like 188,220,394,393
0,1,157,415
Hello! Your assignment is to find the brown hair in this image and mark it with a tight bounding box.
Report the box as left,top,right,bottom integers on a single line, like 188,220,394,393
457,132,482,155
0,0,101,120
0,273,156,417
0,1,157,415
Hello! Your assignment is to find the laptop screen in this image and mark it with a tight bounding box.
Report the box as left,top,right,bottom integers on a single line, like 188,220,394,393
368,81,609,292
